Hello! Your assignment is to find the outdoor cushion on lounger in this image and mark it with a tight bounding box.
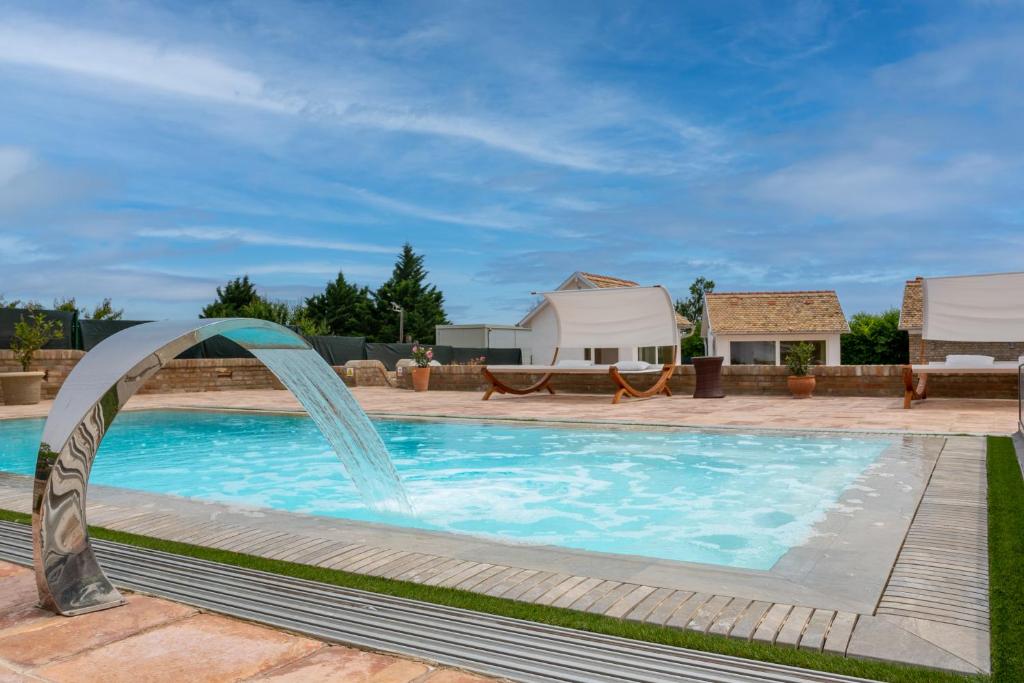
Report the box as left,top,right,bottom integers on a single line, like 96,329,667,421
944,354,994,367
556,359,594,368
614,360,652,371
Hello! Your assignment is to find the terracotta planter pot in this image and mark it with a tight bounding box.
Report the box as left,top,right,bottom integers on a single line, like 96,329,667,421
411,366,431,392
787,375,815,399
0,371,45,405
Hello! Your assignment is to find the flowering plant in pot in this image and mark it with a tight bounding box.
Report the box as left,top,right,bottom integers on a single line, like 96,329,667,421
784,342,816,399
410,344,433,392
2,311,63,405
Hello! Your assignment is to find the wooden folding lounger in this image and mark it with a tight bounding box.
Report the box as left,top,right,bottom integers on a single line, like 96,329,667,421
482,361,676,405
901,360,1021,409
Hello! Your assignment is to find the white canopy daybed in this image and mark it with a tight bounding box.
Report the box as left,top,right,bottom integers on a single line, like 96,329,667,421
483,286,680,404
902,272,1024,408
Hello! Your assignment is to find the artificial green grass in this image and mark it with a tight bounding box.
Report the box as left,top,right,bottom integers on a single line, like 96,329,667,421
0,506,979,682
986,436,1023,682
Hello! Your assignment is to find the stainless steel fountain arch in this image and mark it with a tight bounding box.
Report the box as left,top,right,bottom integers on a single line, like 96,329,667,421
32,318,377,616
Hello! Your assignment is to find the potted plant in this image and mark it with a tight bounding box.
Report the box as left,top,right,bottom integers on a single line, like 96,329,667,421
784,342,816,399
2,311,63,405
410,344,433,392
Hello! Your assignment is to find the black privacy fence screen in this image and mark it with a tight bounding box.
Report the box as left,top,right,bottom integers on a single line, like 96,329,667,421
2,312,522,367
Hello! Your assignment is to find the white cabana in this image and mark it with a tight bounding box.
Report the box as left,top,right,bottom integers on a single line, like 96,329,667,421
543,285,680,350
903,271,1024,408
922,272,1024,342
482,285,681,404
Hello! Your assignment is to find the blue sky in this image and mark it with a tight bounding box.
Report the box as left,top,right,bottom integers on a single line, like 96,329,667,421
1,1,1022,323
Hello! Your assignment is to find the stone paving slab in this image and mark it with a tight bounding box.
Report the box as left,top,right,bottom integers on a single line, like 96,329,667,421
0,560,497,683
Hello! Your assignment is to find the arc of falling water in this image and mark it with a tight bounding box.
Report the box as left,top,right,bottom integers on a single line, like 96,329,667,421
32,318,410,616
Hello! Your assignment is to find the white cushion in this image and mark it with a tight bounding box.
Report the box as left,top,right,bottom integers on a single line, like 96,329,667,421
614,360,651,371
556,359,594,368
944,354,995,367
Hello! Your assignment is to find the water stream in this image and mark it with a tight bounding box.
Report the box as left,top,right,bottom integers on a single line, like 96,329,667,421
253,347,412,514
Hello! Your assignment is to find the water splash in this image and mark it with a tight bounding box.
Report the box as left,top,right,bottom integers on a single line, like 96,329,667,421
252,347,412,514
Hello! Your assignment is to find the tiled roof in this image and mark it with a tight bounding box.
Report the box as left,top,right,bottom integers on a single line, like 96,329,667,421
675,312,692,329
578,272,640,288
899,277,923,331
705,290,850,334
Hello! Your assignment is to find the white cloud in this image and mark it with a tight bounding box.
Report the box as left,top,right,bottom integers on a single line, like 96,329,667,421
750,152,1003,218
0,147,34,186
136,227,396,254
0,18,293,112
0,16,724,175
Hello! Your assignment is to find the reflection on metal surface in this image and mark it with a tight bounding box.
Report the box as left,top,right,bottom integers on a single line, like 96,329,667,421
32,319,407,616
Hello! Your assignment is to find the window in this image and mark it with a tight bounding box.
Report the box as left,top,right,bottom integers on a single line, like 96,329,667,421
779,340,826,365
730,341,776,365
594,348,619,364
639,346,677,364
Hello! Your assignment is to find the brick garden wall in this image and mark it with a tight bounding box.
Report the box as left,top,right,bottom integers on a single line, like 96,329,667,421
397,363,1020,399
2,350,1016,402
138,358,285,394
908,333,1024,364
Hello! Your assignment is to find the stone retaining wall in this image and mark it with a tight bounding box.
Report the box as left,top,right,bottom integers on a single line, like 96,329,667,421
396,363,1020,399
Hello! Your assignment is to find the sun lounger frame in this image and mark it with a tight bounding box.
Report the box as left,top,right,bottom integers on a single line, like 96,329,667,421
483,348,677,404
902,361,1021,409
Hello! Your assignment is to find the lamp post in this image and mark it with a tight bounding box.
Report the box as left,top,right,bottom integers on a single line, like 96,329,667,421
390,302,405,343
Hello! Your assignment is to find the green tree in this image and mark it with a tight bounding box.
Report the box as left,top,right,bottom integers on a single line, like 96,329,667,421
11,312,63,371
304,271,374,337
675,276,714,360
841,308,908,365
674,276,715,324
86,298,124,320
372,243,449,343
53,297,124,320
201,276,260,317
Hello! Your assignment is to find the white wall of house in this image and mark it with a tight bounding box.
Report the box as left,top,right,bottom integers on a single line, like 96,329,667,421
435,324,530,348
707,332,842,366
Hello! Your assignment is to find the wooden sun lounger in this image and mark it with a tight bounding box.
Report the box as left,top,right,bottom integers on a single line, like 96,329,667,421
482,362,676,404
901,361,1021,409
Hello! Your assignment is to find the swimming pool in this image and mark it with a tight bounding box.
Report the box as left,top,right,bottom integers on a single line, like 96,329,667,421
0,410,891,569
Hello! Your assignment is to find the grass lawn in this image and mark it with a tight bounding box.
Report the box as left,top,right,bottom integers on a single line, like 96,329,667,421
986,435,1023,682
3,435,1021,682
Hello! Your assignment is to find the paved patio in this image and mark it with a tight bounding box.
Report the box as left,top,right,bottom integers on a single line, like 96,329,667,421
0,560,493,683
2,387,1017,435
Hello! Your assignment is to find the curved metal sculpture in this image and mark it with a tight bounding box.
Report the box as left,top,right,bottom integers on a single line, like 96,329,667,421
32,318,405,616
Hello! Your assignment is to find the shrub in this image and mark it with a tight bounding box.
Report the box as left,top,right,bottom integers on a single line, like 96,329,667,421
11,311,63,371
784,342,815,376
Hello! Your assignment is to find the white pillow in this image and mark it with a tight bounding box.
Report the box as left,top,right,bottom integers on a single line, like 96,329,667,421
614,360,651,371
944,355,994,367
556,359,594,368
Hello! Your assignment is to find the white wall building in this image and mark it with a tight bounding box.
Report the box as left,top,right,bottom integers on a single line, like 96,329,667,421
435,324,530,349
702,290,849,366
435,271,694,364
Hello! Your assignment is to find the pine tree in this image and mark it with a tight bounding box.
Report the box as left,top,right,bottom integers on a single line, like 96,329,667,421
304,271,374,337
372,243,449,343
201,276,260,317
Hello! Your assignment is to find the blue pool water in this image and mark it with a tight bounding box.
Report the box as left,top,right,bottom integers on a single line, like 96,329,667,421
0,411,890,569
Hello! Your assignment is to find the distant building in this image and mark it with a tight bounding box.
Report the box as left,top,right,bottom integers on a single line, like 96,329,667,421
899,276,1024,362
436,271,692,364
702,290,849,366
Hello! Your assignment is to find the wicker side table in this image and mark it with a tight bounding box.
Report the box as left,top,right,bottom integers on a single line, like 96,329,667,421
692,356,725,398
